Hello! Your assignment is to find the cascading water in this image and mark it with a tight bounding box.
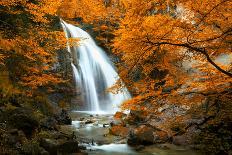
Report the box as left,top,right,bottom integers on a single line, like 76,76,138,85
61,20,131,113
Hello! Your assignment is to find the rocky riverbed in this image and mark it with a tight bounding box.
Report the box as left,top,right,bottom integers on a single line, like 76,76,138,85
59,111,203,155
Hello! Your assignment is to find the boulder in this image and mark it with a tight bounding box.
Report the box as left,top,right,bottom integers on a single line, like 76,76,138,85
127,124,170,145
127,125,154,145
109,125,129,137
58,140,80,154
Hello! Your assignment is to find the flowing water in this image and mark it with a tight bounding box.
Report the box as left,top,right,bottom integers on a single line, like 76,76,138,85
60,20,202,155
60,111,202,155
61,20,131,113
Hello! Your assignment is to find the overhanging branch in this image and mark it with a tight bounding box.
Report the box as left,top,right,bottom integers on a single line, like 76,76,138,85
145,39,232,77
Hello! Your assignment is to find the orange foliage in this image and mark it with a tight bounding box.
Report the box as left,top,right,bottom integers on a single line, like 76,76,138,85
58,0,231,111
111,0,232,110
0,0,66,91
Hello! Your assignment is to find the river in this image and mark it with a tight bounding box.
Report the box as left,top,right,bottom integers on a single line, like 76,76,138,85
60,111,202,155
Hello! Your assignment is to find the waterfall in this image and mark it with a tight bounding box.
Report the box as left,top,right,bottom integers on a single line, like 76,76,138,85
61,20,131,113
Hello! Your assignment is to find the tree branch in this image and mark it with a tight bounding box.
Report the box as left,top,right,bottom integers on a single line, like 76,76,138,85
145,39,232,77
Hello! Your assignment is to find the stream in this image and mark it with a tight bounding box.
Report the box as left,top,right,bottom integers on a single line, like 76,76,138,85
60,111,202,155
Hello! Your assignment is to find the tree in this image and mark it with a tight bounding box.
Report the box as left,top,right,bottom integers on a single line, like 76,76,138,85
0,0,66,92
58,0,123,48
112,0,232,110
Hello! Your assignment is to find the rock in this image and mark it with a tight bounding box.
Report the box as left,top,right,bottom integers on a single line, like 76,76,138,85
40,138,58,155
40,117,58,130
158,143,171,150
103,123,109,127
55,109,72,125
135,145,145,151
116,138,127,144
110,120,122,127
79,117,85,121
127,125,154,145
172,135,188,145
72,152,88,155
158,104,171,113
58,140,80,154
114,112,127,120
8,108,39,137
125,110,148,125
109,125,130,137
85,120,94,124
153,130,170,143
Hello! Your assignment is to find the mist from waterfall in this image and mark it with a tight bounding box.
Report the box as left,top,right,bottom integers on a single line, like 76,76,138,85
61,20,131,113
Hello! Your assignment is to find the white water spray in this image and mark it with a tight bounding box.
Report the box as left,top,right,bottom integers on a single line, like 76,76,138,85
61,20,131,113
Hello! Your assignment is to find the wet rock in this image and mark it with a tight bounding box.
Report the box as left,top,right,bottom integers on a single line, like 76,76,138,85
116,138,127,144
109,125,130,137
127,125,154,145
58,140,80,154
8,108,39,137
103,123,109,127
172,135,188,145
85,120,94,124
55,109,72,125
